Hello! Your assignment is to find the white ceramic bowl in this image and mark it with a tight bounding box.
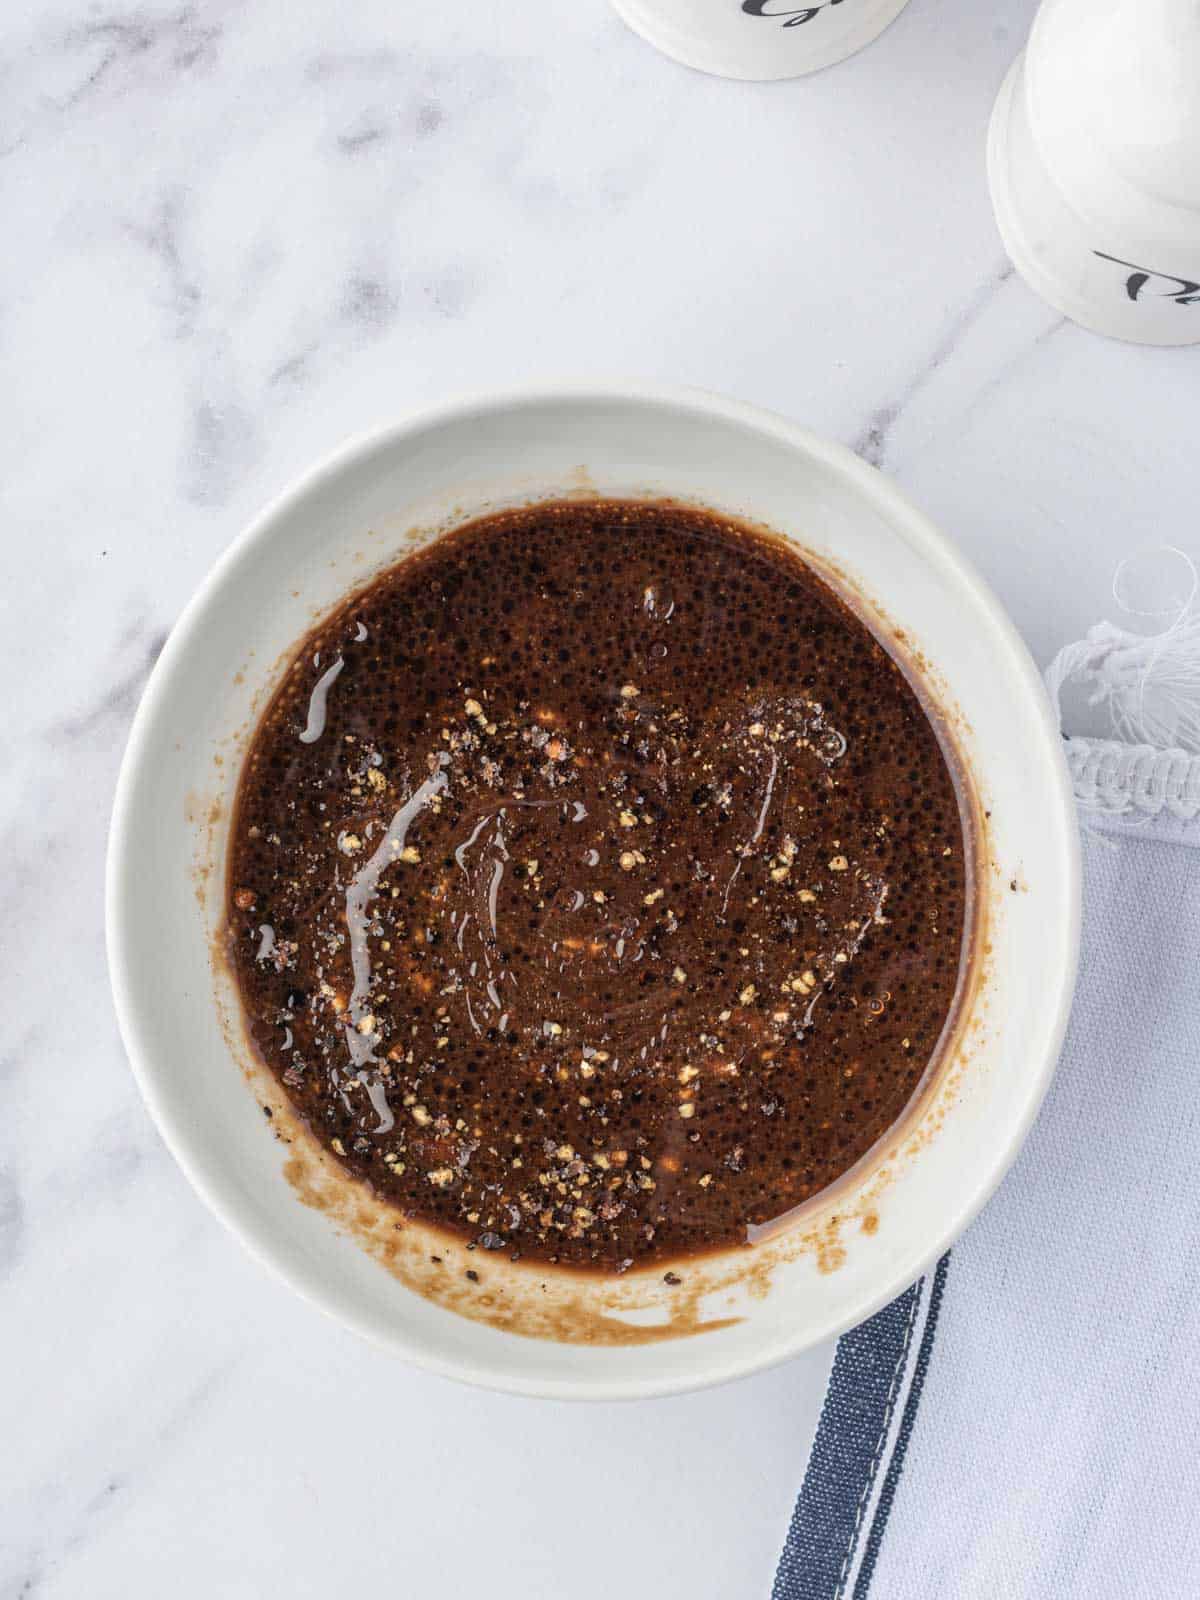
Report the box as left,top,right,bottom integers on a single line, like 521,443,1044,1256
107,385,1079,1400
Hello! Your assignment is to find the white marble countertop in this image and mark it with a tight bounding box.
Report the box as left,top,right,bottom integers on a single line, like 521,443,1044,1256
3,0,1196,1594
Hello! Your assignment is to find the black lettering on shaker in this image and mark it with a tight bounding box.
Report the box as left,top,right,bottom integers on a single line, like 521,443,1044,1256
1094,251,1200,306
742,0,847,26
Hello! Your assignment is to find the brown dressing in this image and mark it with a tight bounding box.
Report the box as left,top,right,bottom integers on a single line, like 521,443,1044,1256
226,500,968,1271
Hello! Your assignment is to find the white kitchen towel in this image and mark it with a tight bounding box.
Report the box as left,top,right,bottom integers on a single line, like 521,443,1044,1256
774,734,1200,1600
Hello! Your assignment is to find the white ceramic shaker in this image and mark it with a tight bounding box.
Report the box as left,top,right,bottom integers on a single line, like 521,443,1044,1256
989,0,1200,345
611,0,913,81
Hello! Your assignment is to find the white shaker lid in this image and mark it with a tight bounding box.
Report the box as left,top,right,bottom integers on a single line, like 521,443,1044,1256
1027,0,1200,254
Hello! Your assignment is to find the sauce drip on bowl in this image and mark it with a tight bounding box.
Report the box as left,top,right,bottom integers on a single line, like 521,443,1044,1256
226,500,969,1270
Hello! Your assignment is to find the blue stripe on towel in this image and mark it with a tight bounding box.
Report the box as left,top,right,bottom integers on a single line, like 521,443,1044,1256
851,1253,951,1598
772,1254,950,1600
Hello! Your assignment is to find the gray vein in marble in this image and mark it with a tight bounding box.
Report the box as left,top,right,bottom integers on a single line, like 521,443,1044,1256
951,308,1070,429
0,1035,30,1285
120,182,266,506
55,624,167,742
49,35,534,497
60,6,225,109
304,47,401,84
337,118,389,154
335,95,444,153
853,261,1016,468
340,275,400,333
262,240,476,397
0,4,227,157
0,1168,23,1281
58,1108,166,1218
125,189,202,340
186,396,260,507
2,1357,240,1600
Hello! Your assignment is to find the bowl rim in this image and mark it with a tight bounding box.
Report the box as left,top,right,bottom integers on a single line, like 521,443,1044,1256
106,380,1081,1399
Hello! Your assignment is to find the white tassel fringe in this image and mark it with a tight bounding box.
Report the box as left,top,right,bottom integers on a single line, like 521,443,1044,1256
1045,549,1200,820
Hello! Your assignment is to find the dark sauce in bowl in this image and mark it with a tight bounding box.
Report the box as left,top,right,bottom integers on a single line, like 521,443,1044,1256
226,500,969,1270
